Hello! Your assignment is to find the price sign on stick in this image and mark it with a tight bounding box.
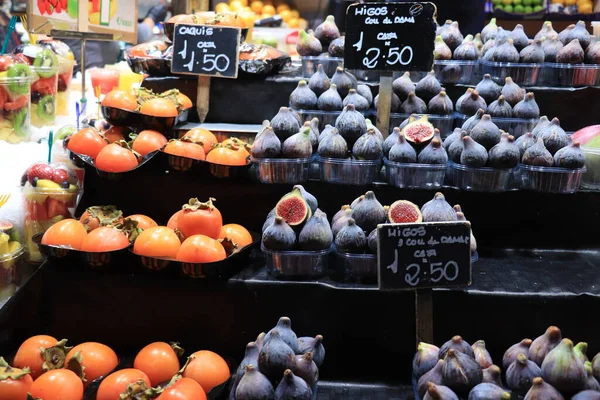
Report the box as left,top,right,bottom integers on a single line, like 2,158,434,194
377,222,472,290
344,2,437,72
171,24,240,78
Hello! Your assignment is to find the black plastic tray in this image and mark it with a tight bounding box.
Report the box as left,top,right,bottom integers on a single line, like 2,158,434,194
69,149,160,180
101,106,189,132
161,150,252,179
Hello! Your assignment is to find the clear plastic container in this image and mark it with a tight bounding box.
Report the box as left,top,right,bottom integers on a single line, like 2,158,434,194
56,58,76,116
455,114,537,139
582,145,600,189
479,60,542,86
540,63,600,87
0,243,26,299
252,157,311,184
301,56,343,77
389,113,454,137
448,161,513,192
516,163,586,193
384,158,446,189
0,76,31,143
433,60,479,85
262,244,331,279
317,156,382,186
333,249,377,284
296,109,372,131
30,66,58,128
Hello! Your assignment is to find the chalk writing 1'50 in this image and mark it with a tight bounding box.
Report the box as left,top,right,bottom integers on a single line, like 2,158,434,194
362,46,413,69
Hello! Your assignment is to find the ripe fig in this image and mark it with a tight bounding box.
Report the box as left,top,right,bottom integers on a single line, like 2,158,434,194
308,118,320,148
444,128,464,149
556,39,585,64
332,208,353,237
507,353,542,395
293,352,318,386
428,91,454,115
276,187,311,227
374,91,401,113
524,377,565,400
264,317,298,354
532,116,551,138
593,353,600,381
422,192,457,223
441,20,464,52
236,342,260,378
425,382,459,400
520,39,545,63
332,205,351,226
434,35,452,60
489,132,520,168
318,84,343,111
328,36,345,57
308,64,330,96
418,359,445,397
448,131,468,163
389,132,417,163
351,191,386,232
542,34,564,62
530,326,562,366
343,88,369,111
522,138,554,167
481,18,499,43
461,109,485,133
559,21,591,49
585,40,600,63
511,24,530,51
356,84,373,106
351,195,364,208
491,38,520,63
319,125,336,142
317,128,347,158
475,74,502,105
388,200,422,224
461,136,488,167
383,127,401,157
474,33,484,55
440,336,475,359
392,72,416,101
298,213,333,251
262,209,276,234
515,132,536,157
314,15,340,47
535,21,558,41
258,330,296,382
454,206,477,255
282,127,313,158
501,77,525,107
504,339,533,370
513,92,540,119
365,119,383,141
487,96,513,118
442,349,483,395
468,383,511,400
367,229,377,253
584,361,600,391
482,365,503,387
539,118,570,155
271,107,301,142
352,129,383,160
331,67,357,98
251,126,281,158
554,142,585,169
472,341,493,370
296,335,325,367
235,365,274,400
416,71,442,103
470,114,501,150
453,34,479,60
400,91,427,114
290,80,318,110
275,369,312,400
541,338,587,396
296,30,322,57
335,104,367,148
457,90,487,116
262,217,296,251
418,138,448,164
572,390,600,400
334,218,366,253
413,342,440,380
403,117,435,145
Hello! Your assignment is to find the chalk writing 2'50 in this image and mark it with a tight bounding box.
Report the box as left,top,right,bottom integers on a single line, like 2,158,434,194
404,261,459,286
361,46,413,69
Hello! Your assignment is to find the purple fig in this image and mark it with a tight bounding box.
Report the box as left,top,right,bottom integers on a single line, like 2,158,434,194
541,338,587,396
503,338,533,370
524,377,564,400
442,349,483,395
482,365,503,387
414,342,441,380
530,326,562,366
472,340,493,370
506,353,542,395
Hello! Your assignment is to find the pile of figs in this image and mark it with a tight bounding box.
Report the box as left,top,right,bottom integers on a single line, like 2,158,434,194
250,109,316,159
229,316,325,399
296,15,344,58
384,118,447,165
413,326,600,400
389,72,454,115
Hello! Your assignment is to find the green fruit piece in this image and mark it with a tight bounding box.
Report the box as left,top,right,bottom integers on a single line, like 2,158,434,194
54,124,76,142
533,5,543,11
33,49,59,78
36,95,56,122
523,0,532,5
495,4,504,10
514,5,525,12
12,108,28,137
524,6,533,13
6,64,31,94
504,5,514,12
584,135,600,149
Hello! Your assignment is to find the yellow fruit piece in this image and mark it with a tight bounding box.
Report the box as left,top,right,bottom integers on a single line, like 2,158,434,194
276,4,289,13
7,241,21,254
579,3,593,12
215,2,230,13
262,4,275,15
279,9,291,22
287,17,299,28
565,0,576,5
289,10,299,18
0,233,9,255
229,0,244,11
36,179,62,190
503,0,513,5
250,1,263,13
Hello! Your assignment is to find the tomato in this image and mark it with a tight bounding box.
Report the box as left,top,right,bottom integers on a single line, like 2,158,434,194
218,224,253,248
41,219,88,250
67,127,108,160
182,350,230,394
182,128,217,154
103,126,129,143
133,342,181,386
96,369,151,400
177,198,223,239
79,205,124,232
221,137,250,158
80,227,130,252
177,93,193,110
167,210,183,230
176,234,226,263
28,369,83,400
156,377,207,400
132,130,168,157
126,214,158,230
133,226,181,258
163,140,206,160
65,342,119,386
0,361,33,400
206,145,248,166
95,143,139,173
101,90,138,111
12,335,57,380
140,98,178,117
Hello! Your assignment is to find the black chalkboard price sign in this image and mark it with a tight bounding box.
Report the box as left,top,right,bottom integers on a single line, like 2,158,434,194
171,24,241,78
377,222,472,290
344,2,437,72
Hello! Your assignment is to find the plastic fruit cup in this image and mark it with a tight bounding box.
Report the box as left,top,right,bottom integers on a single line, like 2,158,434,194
56,58,76,116
29,65,58,128
0,242,26,299
89,68,120,95
118,71,144,92
0,75,31,143
21,186,82,263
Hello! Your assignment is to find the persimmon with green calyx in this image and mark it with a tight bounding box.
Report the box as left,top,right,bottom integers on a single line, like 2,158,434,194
27,369,83,400
41,219,88,250
134,342,184,386
133,226,181,259
156,356,207,400
0,357,33,400
182,128,217,154
131,130,168,157
80,227,130,252
177,198,223,240
66,127,108,160
79,205,124,232
125,214,158,230
96,369,152,400
206,144,249,166
176,234,227,263
65,342,119,387
95,141,140,173
163,138,206,160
